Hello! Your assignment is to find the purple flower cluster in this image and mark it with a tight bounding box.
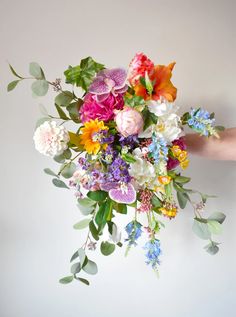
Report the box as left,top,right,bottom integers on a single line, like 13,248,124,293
108,157,131,183
119,134,138,151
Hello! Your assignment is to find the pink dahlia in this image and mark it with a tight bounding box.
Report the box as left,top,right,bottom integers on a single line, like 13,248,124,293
80,93,124,123
128,53,154,86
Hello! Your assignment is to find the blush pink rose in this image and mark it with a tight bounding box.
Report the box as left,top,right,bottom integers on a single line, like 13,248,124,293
79,93,124,123
128,53,154,86
115,107,144,137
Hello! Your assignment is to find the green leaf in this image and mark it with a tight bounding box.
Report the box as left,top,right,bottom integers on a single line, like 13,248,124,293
200,193,217,203
64,57,104,91
73,218,91,230
55,104,70,120
151,195,162,208
113,203,127,214
89,221,99,241
59,275,74,284
7,80,20,92
8,64,23,79
82,259,98,275
52,178,69,189
29,62,45,79
142,108,157,131
71,262,81,274
43,168,58,178
31,80,49,96
66,101,82,122
177,191,188,209
145,71,153,95
214,125,225,132
192,219,211,240
207,220,222,235
78,197,96,207
35,117,50,129
175,176,191,184
70,250,79,262
121,153,136,163
78,248,86,266
87,190,107,202
95,199,112,228
208,212,226,224
55,91,74,107
60,162,76,179
204,241,220,255
100,241,115,256
77,277,90,286
124,95,145,108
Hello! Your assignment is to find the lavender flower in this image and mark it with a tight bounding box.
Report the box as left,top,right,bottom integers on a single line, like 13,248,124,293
119,134,139,152
144,239,161,270
148,134,168,164
101,145,117,164
108,157,131,183
187,108,215,136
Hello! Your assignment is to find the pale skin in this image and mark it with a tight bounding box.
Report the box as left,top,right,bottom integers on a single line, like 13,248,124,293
185,128,236,161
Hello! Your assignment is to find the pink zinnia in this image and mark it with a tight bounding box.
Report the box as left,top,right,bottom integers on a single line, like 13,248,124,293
80,93,124,123
128,53,154,86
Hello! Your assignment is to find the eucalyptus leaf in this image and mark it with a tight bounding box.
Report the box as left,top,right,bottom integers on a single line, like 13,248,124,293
8,63,23,79
55,104,70,120
52,178,69,189
175,176,191,184
89,221,99,241
177,191,188,209
43,168,58,178
208,212,226,224
35,117,50,129
82,260,98,275
207,220,222,235
59,275,74,284
77,277,90,286
29,62,45,79
204,242,219,255
100,241,115,256
78,197,96,207
7,80,20,92
55,91,74,107
73,218,91,230
192,219,211,240
60,162,76,179
31,80,49,96
78,248,86,266
71,262,81,274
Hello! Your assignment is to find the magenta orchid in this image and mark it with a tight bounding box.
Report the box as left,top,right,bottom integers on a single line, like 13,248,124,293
89,68,128,101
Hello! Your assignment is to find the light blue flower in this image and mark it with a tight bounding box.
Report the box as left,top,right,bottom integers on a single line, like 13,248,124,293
144,239,161,270
187,108,215,136
125,221,142,246
148,134,168,164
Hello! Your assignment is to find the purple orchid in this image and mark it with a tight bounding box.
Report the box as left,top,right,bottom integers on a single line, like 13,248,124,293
100,181,136,204
89,68,128,101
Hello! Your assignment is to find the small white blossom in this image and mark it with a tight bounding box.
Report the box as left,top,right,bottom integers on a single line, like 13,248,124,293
33,120,69,157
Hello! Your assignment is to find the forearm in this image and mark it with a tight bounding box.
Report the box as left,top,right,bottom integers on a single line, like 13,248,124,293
185,128,236,161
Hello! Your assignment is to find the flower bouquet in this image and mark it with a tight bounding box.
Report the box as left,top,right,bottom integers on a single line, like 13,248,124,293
8,53,226,285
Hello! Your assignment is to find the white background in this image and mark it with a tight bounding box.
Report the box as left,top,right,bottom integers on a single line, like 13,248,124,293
0,0,236,316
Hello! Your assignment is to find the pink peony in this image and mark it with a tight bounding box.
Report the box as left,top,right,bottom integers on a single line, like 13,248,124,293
172,137,187,150
115,106,144,137
80,93,124,123
128,53,154,86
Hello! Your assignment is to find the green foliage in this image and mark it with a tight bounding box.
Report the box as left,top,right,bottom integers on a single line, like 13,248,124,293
121,153,136,163
66,100,83,122
29,62,45,79
192,219,211,240
52,178,69,189
204,241,220,255
82,259,98,275
64,56,104,91
55,104,70,120
174,175,191,184
95,199,113,229
100,241,115,256
43,168,58,178
35,117,50,129
151,194,162,208
31,80,49,96
113,203,127,214
60,162,76,179
71,262,81,274
59,275,74,284
89,221,99,241
177,191,189,209
142,108,157,131
73,218,91,230
8,64,23,79
55,91,74,107
7,80,20,92
208,212,226,224
124,95,145,108
87,190,107,202
77,277,90,286
207,220,222,235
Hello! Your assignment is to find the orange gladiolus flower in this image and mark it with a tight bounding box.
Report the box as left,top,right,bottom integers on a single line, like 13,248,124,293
133,62,177,102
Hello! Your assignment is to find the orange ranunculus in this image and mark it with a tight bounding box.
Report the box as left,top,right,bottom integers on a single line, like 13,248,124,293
133,62,177,102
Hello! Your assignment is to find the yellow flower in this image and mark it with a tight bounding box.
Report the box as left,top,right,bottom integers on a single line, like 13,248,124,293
80,119,108,155
159,206,177,219
171,145,182,157
158,175,171,185
178,150,188,162
180,159,189,170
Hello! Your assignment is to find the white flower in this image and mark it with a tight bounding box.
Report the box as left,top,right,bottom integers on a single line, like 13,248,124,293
139,100,183,142
33,120,69,157
129,148,158,189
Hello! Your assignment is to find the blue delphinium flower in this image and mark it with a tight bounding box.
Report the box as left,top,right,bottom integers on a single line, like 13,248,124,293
148,134,168,164
125,221,142,247
187,108,215,136
144,239,161,270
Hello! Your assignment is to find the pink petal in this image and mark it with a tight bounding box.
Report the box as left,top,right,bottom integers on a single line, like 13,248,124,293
89,76,110,95
106,68,127,89
109,183,136,204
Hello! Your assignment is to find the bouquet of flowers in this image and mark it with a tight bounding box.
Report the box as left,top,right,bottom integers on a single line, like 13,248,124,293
8,53,226,286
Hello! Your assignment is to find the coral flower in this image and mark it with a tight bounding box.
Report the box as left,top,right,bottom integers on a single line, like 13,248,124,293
133,62,177,102
80,119,108,154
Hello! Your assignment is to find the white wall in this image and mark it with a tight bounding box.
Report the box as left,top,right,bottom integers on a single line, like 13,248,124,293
0,0,236,316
